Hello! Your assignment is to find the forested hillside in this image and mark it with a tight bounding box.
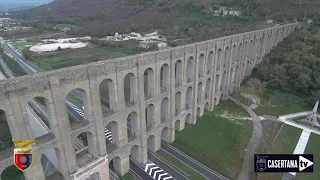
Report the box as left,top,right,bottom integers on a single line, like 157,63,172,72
249,24,320,105
11,0,320,38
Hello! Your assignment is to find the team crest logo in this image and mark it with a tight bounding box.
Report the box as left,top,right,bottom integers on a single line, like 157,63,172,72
256,157,267,171
12,139,37,171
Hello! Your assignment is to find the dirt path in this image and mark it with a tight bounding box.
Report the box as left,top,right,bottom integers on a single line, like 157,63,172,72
229,97,263,180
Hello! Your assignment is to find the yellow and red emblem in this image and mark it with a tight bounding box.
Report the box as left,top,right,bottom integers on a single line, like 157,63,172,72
12,139,37,171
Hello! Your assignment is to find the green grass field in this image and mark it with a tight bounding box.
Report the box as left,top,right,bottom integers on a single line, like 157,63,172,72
172,100,253,179
296,133,320,180
1,165,23,180
157,150,206,180
254,89,310,116
120,172,135,180
2,55,27,77
256,121,302,180
12,41,41,52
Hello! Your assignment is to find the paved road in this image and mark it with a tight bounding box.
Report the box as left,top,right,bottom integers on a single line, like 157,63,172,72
161,142,229,180
147,151,187,180
229,97,262,180
130,160,153,180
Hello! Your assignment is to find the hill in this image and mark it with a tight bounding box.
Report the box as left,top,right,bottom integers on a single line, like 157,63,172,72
10,0,320,38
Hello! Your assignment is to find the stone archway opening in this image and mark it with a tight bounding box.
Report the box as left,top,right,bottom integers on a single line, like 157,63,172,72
224,47,230,68
161,127,170,143
127,112,139,141
175,92,181,116
221,71,227,92
232,45,236,64
40,148,64,179
175,119,182,131
160,64,170,92
105,121,118,148
175,60,183,87
230,68,235,91
196,107,200,120
0,109,13,151
215,74,220,95
186,57,194,83
99,79,116,117
144,68,155,99
75,131,94,166
66,88,88,126
130,145,140,164
147,135,156,152
238,43,243,62
198,54,205,78
185,113,192,124
205,78,211,100
145,104,155,132
161,98,169,123
207,51,214,74
197,82,202,103
89,172,102,180
27,96,53,135
217,49,222,70
1,165,23,180
124,73,137,107
234,66,240,87
204,103,209,113
185,87,193,110
109,156,122,176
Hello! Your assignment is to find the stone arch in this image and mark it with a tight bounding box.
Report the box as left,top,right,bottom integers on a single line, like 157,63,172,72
185,113,192,124
217,48,222,70
221,71,227,92
145,104,155,132
160,63,170,92
161,127,170,142
1,165,23,180
175,60,183,87
215,74,220,94
105,121,119,147
99,79,116,116
204,102,209,112
144,68,155,99
185,86,193,110
175,92,182,116
66,88,88,125
198,53,205,77
40,147,64,179
214,98,217,106
109,156,122,176
230,68,235,89
207,51,214,74
130,145,140,164
127,111,139,141
75,131,95,166
186,57,195,82
224,47,230,68
0,109,13,151
197,82,202,103
124,73,137,107
232,44,236,64
27,96,54,137
161,97,169,123
175,119,182,131
89,172,101,180
196,107,200,119
205,78,211,100
147,135,156,152
237,43,243,62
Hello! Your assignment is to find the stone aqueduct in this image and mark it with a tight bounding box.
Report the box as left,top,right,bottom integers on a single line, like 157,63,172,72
0,23,297,180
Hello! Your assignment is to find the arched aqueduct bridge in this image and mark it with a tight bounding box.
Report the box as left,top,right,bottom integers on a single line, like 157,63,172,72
0,23,298,180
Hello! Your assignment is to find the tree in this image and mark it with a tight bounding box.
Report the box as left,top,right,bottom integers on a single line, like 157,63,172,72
57,46,62,51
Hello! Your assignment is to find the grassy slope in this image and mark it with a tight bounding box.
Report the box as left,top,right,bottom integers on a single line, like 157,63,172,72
172,100,253,179
256,121,302,180
254,89,310,116
1,165,24,180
